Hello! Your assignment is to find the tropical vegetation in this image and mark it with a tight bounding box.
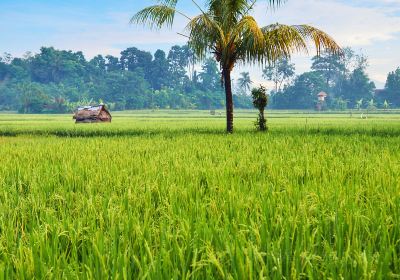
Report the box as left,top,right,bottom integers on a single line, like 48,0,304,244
267,48,394,110
0,46,252,113
1,46,399,114
132,0,341,132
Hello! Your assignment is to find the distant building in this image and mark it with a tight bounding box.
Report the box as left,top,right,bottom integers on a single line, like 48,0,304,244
73,105,112,123
317,91,328,102
316,92,328,111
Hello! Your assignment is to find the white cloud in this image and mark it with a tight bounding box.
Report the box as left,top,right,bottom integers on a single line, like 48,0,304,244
238,0,400,87
253,0,400,47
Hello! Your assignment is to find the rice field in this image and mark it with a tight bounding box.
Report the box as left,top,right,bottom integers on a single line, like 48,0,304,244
0,110,399,279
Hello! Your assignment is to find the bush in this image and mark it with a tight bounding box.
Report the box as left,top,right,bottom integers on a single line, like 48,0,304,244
251,85,268,131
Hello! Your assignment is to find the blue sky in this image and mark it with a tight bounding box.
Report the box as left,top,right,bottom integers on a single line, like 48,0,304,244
1,0,400,88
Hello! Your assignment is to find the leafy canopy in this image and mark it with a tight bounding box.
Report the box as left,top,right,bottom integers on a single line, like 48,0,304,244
132,0,341,70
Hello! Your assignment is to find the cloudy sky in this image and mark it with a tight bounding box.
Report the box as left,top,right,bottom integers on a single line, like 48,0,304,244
1,0,399,88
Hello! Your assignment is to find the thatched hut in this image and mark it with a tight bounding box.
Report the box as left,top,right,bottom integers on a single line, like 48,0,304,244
73,105,112,123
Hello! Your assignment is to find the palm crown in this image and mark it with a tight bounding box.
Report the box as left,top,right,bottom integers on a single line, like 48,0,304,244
132,0,341,132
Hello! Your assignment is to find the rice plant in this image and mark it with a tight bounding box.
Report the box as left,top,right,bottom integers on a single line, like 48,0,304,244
0,111,399,279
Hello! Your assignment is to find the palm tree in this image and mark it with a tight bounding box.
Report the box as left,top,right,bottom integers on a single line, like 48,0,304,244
237,72,252,94
132,0,341,133
355,98,363,111
383,100,391,111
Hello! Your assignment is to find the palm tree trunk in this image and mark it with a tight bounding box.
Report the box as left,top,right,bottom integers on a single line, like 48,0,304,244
223,68,234,133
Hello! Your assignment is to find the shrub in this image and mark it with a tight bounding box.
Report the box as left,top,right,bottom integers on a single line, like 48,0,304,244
251,85,268,131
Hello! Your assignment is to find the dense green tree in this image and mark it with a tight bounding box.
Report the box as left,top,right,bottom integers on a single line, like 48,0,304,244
120,47,152,72
150,50,171,90
168,45,193,87
18,82,50,113
0,45,257,112
233,93,252,109
263,58,295,93
198,58,221,92
381,68,400,107
311,51,345,89
8,58,30,81
196,58,225,109
105,55,121,72
29,47,86,84
90,55,107,72
0,60,10,81
341,68,375,108
272,71,326,109
0,81,19,110
100,70,151,110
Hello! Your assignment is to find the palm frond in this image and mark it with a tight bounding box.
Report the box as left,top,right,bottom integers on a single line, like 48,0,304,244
236,16,265,49
293,25,342,55
130,5,177,29
259,23,341,63
262,24,308,61
132,1,341,68
229,16,268,66
185,14,225,60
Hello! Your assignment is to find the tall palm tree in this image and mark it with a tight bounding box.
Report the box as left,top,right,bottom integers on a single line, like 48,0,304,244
237,72,252,94
132,0,341,133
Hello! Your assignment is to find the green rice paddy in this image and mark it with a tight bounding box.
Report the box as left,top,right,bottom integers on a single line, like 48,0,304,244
0,110,399,279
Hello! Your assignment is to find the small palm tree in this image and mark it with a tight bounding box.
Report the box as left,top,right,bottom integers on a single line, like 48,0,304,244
355,99,363,111
383,100,391,111
132,0,341,133
237,72,252,94
367,99,376,110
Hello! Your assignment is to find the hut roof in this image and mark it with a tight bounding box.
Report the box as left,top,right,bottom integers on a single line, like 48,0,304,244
73,105,111,122
318,91,328,97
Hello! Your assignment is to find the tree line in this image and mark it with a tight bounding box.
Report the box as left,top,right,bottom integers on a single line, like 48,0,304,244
260,48,400,110
0,46,252,113
0,46,399,113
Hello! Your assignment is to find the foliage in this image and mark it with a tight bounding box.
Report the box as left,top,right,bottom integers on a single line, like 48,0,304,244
355,99,364,111
251,85,268,131
379,68,400,107
132,0,341,132
311,50,345,88
341,68,375,108
383,100,391,110
271,71,327,109
263,57,295,93
269,48,384,110
329,96,349,111
0,47,252,113
367,99,377,111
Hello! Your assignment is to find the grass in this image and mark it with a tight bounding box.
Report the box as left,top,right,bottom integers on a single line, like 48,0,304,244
0,110,399,279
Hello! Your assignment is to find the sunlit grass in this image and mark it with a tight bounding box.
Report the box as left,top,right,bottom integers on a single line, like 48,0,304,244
0,111,399,279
